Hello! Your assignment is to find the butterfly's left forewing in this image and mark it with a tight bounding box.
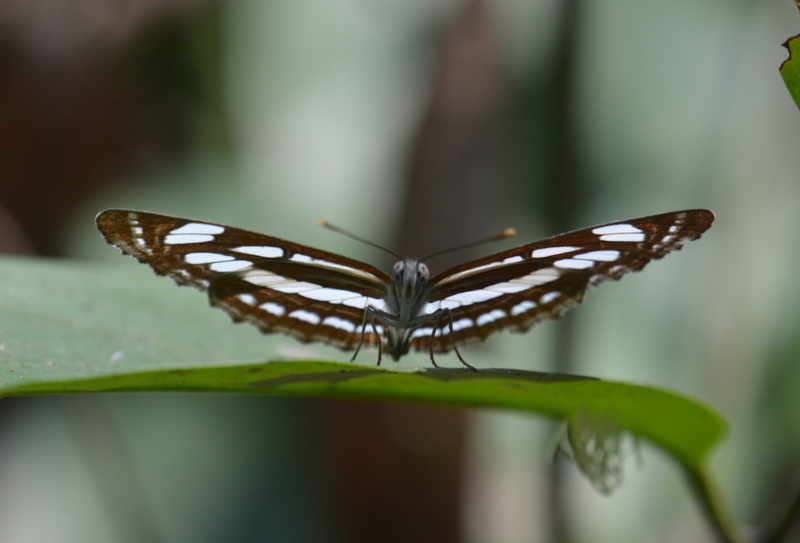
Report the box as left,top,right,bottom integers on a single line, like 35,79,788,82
96,209,392,350
411,209,715,352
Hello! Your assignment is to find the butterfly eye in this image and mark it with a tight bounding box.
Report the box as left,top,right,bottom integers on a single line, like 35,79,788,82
417,263,429,282
392,261,405,280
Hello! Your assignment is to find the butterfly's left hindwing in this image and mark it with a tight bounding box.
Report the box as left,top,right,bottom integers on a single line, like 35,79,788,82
96,209,391,350
409,209,715,353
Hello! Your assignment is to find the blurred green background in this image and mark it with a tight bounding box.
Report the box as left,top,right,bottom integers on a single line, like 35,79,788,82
1,0,799,541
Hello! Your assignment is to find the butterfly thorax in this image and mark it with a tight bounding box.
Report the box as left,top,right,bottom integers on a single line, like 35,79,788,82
381,258,432,360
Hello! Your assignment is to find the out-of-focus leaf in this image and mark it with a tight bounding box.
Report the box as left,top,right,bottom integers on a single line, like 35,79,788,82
781,34,800,110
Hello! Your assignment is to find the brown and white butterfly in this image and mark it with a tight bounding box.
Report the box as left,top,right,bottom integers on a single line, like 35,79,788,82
96,209,714,370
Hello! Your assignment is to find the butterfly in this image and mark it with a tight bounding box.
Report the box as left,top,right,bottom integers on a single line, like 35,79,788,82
96,208,714,370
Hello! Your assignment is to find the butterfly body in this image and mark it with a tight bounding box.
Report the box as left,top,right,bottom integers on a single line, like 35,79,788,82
96,208,715,369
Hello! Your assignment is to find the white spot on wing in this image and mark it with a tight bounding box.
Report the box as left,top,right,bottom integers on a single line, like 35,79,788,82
341,297,387,312
243,271,288,286
297,287,358,302
592,223,643,235
132,227,143,235
476,309,505,326
445,290,504,304
238,294,257,305
554,258,595,270
165,234,215,244
288,309,321,325
209,260,252,272
170,223,225,235
451,318,474,331
271,281,321,294
599,233,646,243
532,246,578,258
322,316,357,333
522,268,561,285
578,250,620,261
511,300,536,316
289,253,377,277
342,297,367,309
185,252,233,264
438,255,526,283
260,302,285,316
486,282,530,293
234,246,283,258
410,327,434,340
540,292,560,304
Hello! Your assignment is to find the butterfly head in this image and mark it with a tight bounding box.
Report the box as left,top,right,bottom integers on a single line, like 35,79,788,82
392,259,429,300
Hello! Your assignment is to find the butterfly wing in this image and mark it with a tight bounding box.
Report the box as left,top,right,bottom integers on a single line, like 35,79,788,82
410,209,715,352
96,209,392,350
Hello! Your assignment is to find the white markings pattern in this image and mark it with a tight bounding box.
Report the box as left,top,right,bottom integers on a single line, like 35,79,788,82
165,223,225,245
451,318,474,331
171,223,225,235
288,309,321,325
554,258,595,270
579,250,620,261
444,289,504,304
289,253,381,278
592,223,646,243
260,302,285,316
295,287,359,302
322,316,357,333
526,268,561,285
165,234,215,244
438,255,525,283
598,232,646,243
185,252,233,264
540,292,560,304
234,246,284,258
511,300,536,316
592,224,642,235
209,260,252,272
532,246,578,258
476,309,505,326
486,282,531,294
554,249,620,270
238,293,257,305
271,281,322,294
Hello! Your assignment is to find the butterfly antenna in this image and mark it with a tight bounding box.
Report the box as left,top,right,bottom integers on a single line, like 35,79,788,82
316,220,403,260
421,228,516,261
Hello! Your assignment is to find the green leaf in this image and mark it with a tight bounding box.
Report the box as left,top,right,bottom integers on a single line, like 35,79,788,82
0,255,740,540
0,256,726,465
781,35,800,110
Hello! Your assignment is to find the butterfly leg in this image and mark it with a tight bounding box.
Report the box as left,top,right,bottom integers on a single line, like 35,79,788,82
367,312,383,365
426,312,442,369
350,309,371,362
445,308,477,372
